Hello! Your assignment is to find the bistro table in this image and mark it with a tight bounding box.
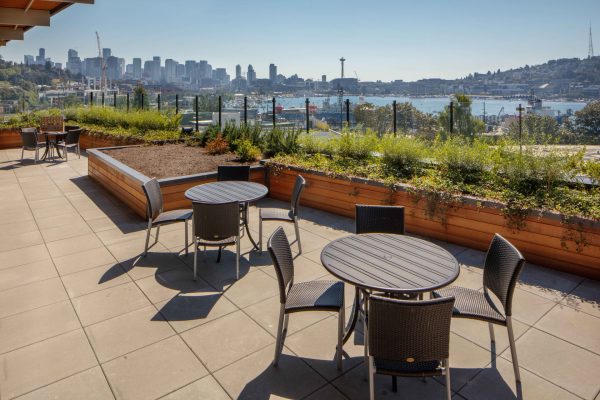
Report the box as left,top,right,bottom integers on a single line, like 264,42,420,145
321,233,460,344
41,132,68,160
184,181,269,250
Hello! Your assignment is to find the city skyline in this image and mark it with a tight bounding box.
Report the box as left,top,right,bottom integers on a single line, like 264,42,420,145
0,0,599,82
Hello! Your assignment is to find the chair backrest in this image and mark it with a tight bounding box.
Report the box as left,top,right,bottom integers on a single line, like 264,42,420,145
217,165,250,182
355,204,405,235
40,116,64,133
20,128,38,148
192,201,240,241
64,129,82,145
368,295,455,364
483,234,526,316
290,175,306,216
141,178,163,220
267,226,295,304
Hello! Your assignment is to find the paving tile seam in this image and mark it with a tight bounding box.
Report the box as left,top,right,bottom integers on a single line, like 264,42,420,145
0,325,83,357
0,270,58,294
154,376,235,400
533,323,600,358
300,381,351,400
24,162,121,400
558,279,600,320
12,162,119,400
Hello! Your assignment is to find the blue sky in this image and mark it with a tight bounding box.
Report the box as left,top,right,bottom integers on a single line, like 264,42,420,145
1,0,599,81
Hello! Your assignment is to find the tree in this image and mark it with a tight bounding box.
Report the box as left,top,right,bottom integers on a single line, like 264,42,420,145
133,84,148,110
506,113,560,144
353,103,392,135
575,101,600,143
438,94,484,139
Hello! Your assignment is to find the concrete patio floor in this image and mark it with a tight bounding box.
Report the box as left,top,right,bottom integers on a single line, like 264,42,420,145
1,148,599,400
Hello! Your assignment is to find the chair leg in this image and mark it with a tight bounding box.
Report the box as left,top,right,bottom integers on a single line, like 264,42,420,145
21,148,24,162
337,305,344,371
154,225,160,244
258,216,263,253
273,304,286,366
489,322,496,343
444,358,452,400
65,146,68,161
217,246,222,263
143,220,152,256
368,356,376,400
193,238,198,281
184,220,189,256
294,219,302,254
77,144,81,158
392,376,397,392
507,317,521,383
236,237,240,280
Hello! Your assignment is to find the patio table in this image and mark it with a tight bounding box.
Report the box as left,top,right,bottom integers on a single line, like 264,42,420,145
41,132,67,160
184,181,268,250
320,233,460,343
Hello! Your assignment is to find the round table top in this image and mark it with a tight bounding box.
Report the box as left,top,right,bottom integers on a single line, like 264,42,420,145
185,181,268,204
43,132,67,137
320,233,460,294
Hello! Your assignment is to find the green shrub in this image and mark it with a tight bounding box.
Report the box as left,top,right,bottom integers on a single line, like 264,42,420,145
436,138,491,184
297,133,334,155
380,135,429,178
264,127,300,156
235,139,262,162
331,131,378,160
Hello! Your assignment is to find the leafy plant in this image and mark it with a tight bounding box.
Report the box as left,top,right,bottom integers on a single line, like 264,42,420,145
380,135,428,178
436,138,491,184
206,134,230,155
235,139,262,162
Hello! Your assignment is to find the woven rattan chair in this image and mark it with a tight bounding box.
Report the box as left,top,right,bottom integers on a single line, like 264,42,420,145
217,165,250,181
20,128,45,164
56,128,82,160
267,226,345,369
355,204,405,235
259,175,305,254
192,201,241,280
367,295,455,400
433,234,525,383
142,178,192,256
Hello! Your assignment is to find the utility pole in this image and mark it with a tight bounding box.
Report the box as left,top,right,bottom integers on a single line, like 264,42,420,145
517,103,525,155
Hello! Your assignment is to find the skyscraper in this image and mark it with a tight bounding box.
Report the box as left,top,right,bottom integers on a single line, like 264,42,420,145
66,49,82,75
235,64,242,79
247,64,256,82
36,48,46,65
165,59,178,83
269,63,277,82
102,48,111,60
152,56,161,82
24,55,34,66
132,58,142,80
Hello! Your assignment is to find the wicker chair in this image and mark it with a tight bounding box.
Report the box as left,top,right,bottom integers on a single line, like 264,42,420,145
433,234,525,383
259,175,305,254
217,165,250,181
56,128,82,160
142,178,192,256
20,128,45,164
192,201,241,280
267,227,345,369
367,295,455,400
355,204,405,235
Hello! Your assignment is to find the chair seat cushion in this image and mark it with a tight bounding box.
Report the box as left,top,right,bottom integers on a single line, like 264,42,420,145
285,280,344,313
432,286,506,324
153,209,192,224
375,358,443,377
260,208,294,221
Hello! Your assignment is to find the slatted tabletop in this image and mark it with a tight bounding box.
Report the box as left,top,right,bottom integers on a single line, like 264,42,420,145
184,181,268,204
321,233,459,294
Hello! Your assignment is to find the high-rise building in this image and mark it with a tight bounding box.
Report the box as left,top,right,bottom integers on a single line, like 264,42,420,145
36,48,46,65
165,59,178,83
66,49,82,75
214,68,230,84
269,63,277,82
322,75,327,82
106,56,122,81
198,60,208,79
132,58,142,80
102,48,111,60
176,64,186,79
247,64,256,82
24,55,34,66
235,64,242,79
143,60,154,79
152,56,162,82
54,63,62,70
83,57,103,79
185,60,197,83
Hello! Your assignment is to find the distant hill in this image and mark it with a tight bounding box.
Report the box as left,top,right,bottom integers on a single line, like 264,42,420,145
462,57,600,85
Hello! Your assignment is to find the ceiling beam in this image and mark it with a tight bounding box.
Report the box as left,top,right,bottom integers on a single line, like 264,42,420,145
41,0,95,3
0,8,50,26
0,27,24,40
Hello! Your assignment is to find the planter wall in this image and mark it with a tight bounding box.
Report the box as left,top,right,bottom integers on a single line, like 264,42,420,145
267,164,600,280
88,147,266,219
0,128,142,151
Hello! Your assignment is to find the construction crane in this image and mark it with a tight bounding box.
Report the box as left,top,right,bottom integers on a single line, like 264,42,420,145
95,31,107,93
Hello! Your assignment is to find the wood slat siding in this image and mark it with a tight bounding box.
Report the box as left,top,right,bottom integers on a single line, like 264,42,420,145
268,166,600,280
0,129,22,149
88,147,267,222
0,128,141,151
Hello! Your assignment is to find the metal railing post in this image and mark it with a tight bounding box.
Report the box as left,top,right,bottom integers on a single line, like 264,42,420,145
218,95,222,127
449,101,454,135
101,92,105,107
114,92,117,108
272,97,276,127
305,98,310,133
195,95,199,132
176,94,179,114
90,92,93,107
141,93,144,110
244,96,248,125
158,93,161,112
393,100,397,136
345,99,350,127
126,92,130,112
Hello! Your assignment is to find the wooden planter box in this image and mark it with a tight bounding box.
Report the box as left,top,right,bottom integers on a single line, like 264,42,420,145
0,127,142,150
266,163,600,280
87,147,266,219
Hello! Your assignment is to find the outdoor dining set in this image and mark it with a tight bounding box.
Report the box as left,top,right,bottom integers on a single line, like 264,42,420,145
19,116,82,163
140,165,527,400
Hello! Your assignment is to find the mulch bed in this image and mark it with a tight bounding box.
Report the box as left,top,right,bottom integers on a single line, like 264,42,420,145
102,144,259,179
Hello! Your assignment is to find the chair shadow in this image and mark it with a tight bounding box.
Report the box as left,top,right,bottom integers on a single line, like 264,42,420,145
153,292,222,323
